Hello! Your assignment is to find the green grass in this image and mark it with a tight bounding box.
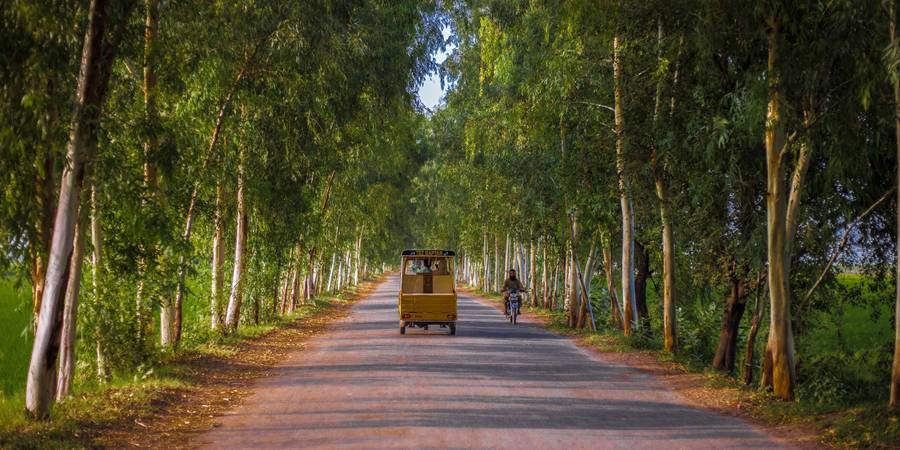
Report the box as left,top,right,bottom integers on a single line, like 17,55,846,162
806,274,893,352
0,278,32,399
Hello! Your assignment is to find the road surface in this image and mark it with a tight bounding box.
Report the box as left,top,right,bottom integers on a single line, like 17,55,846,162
197,275,787,449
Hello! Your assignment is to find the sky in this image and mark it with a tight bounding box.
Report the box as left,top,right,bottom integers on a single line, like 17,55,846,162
417,27,456,111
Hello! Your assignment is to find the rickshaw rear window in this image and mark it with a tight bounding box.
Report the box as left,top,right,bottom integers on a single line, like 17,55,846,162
403,258,451,275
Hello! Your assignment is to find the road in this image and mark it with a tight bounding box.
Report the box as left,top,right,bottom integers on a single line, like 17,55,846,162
197,275,787,449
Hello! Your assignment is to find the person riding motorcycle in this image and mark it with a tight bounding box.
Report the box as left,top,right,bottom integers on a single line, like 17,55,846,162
502,269,526,316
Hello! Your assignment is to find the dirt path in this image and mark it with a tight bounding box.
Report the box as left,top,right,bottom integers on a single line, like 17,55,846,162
195,275,791,449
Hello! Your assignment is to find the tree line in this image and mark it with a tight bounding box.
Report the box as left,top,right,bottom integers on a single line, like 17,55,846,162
0,0,444,419
414,0,900,407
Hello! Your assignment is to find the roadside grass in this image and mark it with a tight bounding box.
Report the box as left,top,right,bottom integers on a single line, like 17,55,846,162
466,285,900,449
0,278,32,400
0,279,372,448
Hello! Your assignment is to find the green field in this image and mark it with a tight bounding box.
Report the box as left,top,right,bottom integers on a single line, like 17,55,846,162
0,278,31,398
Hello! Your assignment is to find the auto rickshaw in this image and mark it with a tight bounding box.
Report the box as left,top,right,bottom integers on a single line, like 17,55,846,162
398,250,457,335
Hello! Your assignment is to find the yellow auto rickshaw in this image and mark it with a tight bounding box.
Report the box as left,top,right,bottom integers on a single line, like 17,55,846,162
398,250,457,335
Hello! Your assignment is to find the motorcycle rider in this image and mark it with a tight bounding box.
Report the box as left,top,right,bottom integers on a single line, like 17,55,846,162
502,269,526,316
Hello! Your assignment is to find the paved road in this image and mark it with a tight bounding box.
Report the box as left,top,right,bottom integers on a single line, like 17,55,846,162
197,275,786,449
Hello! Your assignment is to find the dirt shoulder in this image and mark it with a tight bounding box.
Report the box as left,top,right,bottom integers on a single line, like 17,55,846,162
89,278,384,449
460,287,826,450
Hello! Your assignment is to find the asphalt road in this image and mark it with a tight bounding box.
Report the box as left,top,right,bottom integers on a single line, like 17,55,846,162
197,275,787,449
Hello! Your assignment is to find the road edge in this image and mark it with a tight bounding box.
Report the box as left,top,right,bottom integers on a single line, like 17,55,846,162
458,287,824,450
93,275,391,449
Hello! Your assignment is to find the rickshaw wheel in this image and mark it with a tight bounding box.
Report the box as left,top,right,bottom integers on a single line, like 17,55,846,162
400,321,406,335
424,325,429,331
449,324,456,336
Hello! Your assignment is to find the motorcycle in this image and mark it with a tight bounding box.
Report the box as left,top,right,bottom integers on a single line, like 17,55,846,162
506,288,520,325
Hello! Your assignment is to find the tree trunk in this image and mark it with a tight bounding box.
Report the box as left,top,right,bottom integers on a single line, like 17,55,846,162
891,0,900,409
659,185,677,352
634,241,651,331
576,241,596,329
344,251,351,288
171,46,259,343
55,200,88,401
160,296,174,346
613,35,636,335
541,242,548,308
602,233,624,330
712,265,749,373
567,217,579,328
253,294,260,325
136,0,160,345
354,233,362,286
26,0,127,418
271,267,281,319
210,181,224,330
482,229,488,291
336,253,344,293
529,241,536,306
761,17,797,401
31,146,57,336
90,182,107,381
223,148,247,334
650,18,677,352
280,265,292,315
327,251,336,292
551,258,560,310
494,234,501,292
517,242,527,286
743,274,767,385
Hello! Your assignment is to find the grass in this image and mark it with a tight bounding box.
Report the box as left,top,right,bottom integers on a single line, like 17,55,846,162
0,278,32,399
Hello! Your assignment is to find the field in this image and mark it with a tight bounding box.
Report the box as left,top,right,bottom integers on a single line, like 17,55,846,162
0,278,31,398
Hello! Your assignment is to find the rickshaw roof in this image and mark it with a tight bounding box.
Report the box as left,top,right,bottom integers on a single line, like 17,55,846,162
401,249,455,257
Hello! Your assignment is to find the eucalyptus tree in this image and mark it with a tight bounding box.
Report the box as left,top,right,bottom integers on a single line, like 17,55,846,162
25,0,138,419
892,0,900,409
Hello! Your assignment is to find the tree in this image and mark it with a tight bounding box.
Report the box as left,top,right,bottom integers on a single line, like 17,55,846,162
27,0,136,418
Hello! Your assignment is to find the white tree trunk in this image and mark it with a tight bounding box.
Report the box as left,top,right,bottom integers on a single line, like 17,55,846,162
541,242,548,308
327,252,336,292
891,0,900,409
494,235,501,292
56,204,88,401
528,242,536,306
90,181,107,381
482,230,489,291
337,254,344,291
354,234,361,285
27,0,113,418
504,234,510,280
210,181,224,330
224,149,247,333
613,35,636,335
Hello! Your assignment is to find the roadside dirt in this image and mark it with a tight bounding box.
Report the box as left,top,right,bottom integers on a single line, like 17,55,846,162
461,287,825,450
90,278,382,449
574,342,826,450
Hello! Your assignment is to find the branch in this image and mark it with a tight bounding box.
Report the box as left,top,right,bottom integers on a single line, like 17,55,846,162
571,100,615,114
777,130,799,164
799,185,897,309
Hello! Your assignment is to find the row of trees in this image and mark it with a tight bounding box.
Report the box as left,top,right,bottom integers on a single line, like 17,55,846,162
416,0,900,406
0,0,443,419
